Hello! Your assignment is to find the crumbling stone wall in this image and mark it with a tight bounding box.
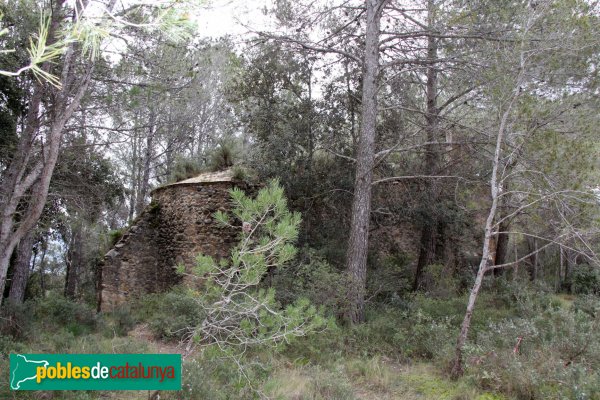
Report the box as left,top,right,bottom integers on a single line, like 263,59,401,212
99,180,247,311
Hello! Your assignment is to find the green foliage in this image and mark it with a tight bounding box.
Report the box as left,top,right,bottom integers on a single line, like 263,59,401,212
421,264,460,298
470,298,600,399
572,264,600,295
108,228,125,246
367,252,412,304
182,180,327,364
0,300,31,339
147,289,205,341
163,349,269,400
272,248,350,316
232,164,256,182
105,304,136,337
395,310,455,362
32,294,97,336
208,139,239,171
167,156,203,183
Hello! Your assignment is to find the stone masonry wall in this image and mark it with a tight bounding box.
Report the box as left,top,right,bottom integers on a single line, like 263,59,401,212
99,181,245,311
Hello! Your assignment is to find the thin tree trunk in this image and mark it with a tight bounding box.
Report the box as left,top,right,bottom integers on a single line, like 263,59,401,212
450,57,525,378
128,123,139,223
493,219,510,277
7,230,35,303
135,108,155,216
565,249,573,293
513,243,519,281
414,0,442,290
414,224,436,291
64,222,83,299
345,0,384,324
0,63,93,303
38,238,48,296
0,0,107,305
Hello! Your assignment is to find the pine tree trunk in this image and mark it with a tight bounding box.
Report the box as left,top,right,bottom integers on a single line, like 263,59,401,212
0,0,103,305
135,109,155,216
65,223,83,299
7,230,35,304
493,220,510,276
414,224,435,291
413,0,441,290
345,0,383,324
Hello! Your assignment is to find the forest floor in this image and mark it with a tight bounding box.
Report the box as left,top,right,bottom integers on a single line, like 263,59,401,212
7,287,594,399
125,323,507,400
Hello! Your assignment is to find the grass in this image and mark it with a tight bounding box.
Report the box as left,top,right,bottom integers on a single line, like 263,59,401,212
4,284,596,399
554,293,576,309
263,356,509,400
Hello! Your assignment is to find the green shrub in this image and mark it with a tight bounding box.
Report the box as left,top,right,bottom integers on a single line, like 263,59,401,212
32,294,97,335
347,306,407,356
180,180,327,353
208,140,238,171
492,278,560,318
0,300,32,339
572,264,600,295
421,263,460,298
573,294,600,317
168,156,204,183
105,303,136,336
470,305,600,399
163,349,269,400
272,248,350,317
367,252,412,304
395,310,455,362
147,289,205,341
108,228,125,246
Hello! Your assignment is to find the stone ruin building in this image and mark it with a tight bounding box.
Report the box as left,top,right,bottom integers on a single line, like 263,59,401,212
98,170,251,312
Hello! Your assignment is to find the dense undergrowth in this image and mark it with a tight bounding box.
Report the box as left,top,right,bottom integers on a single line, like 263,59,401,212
1,274,599,399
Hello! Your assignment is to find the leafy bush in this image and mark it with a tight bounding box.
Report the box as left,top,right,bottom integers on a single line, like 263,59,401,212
108,228,125,246
32,294,97,335
395,310,455,362
162,346,271,400
367,252,412,304
0,300,32,339
491,278,560,318
348,306,407,356
470,305,600,399
147,289,205,341
208,140,239,171
272,248,350,317
421,263,460,298
572,264,600,295
105,303,136,336
167,156,203,183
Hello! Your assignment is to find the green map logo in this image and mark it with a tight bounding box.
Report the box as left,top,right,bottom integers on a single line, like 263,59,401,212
10,354,49,390
9,354,181,391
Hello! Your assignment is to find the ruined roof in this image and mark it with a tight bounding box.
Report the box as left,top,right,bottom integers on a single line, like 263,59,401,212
174,169,234,185
153,169,235,193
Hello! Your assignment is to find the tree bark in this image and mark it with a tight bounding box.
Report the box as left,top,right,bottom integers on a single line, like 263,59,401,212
450,61,524,379
0,0,104,304
7,230,35,304
413,1,441,290
344,0,385,324
64,222,83,299
493,219,510,277
135,108,155,216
